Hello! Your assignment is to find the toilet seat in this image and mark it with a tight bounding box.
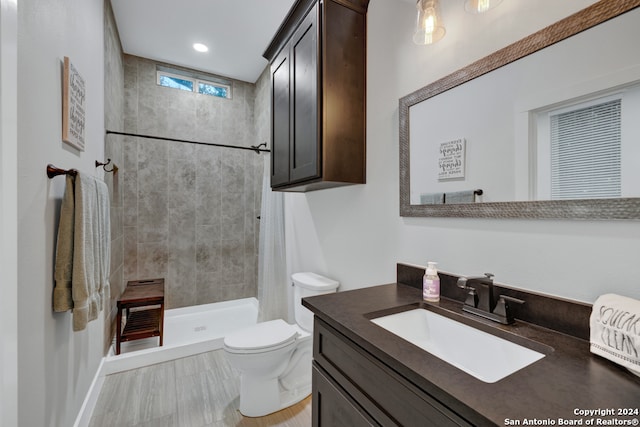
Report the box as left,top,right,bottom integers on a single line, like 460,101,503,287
224,319,298,354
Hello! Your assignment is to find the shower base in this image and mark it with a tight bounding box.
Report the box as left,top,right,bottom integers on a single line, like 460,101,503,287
103,297,258,374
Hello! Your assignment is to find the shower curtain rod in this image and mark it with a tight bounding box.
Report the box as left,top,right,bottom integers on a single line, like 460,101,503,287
106,130,270,154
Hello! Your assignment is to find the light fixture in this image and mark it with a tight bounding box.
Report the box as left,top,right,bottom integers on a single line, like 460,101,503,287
464,0,503,14
193,43,209,53
413,0,446,45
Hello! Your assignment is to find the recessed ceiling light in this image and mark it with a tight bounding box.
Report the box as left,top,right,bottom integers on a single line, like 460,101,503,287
193,43,209,53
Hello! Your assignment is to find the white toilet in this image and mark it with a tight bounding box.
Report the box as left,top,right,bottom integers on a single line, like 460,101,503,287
223,272,339,417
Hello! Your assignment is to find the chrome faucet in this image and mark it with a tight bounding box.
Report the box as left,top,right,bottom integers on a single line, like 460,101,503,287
457,273,524,324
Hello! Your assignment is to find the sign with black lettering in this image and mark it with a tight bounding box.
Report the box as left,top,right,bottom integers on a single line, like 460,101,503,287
62,56,85,151
438,138,465,180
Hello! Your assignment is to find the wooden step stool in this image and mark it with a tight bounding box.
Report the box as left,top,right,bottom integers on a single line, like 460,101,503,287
116,278,165,355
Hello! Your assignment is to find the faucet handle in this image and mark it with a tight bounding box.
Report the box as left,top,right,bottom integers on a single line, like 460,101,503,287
500,295,524,305
464,288,479,308
457,277,469,289
493,295,525,324
484,273,495,280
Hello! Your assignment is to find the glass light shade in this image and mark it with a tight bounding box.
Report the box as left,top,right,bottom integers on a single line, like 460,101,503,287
464,0,503,14
413,0,446,45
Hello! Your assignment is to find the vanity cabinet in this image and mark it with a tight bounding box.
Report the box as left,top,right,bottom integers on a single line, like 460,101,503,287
312,318,473,427
264,0,368,192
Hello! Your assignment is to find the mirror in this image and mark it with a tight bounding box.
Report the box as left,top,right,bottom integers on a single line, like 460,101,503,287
399,2,640,219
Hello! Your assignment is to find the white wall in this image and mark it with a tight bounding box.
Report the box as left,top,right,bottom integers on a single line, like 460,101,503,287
286,0,640,304
1,0,19,425
17,0,106,426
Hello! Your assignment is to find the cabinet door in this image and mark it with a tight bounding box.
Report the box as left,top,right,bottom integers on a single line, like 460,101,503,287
313,364,379,427
271,47,291,187
290,3,320,183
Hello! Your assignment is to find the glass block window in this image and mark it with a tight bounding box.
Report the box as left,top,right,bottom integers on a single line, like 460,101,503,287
549,99,622,200
156,67,232,99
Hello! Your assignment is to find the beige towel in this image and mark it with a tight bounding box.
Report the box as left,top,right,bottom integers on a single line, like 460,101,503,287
71,173,103,331
590,293,640,377
53,175,75,312
53,173,111,331
96,175,111,312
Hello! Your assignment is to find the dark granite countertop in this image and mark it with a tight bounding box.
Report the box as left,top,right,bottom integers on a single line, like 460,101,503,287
303,282,640,426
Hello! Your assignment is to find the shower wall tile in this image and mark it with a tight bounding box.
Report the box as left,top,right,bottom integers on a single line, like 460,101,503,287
123,54,138,73
123,58,138,134
196,177,222,227
165,108,197,142
123,136,138,170
137,139,169,244
168,159,196,197
220,161,244,195
124,117,138,135
110,233,124,279
194,273,221,303
167,140,195,162
166,276,196,308
244,258,257,298
122,170,138,227
123,64,137,93
136,59,156,89
168,211,196,249
195,145,221,179
220,239,244,284
168,168,196,234
195,225,221,274
195,275,247,304
124,225,138,282
220,192,244,241
137,102,167,136
195,99,219,141
137,242,169,279
138,138,168,171
168,197,196,309
240,281,257,299
137,191,168,243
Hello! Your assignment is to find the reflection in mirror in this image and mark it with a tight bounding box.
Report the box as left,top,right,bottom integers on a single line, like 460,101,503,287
399,1,640,219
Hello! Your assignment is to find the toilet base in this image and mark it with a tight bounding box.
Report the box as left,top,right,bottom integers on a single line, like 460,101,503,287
224,322,314,418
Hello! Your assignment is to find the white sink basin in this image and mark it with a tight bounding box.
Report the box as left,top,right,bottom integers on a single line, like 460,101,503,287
371,308,545,383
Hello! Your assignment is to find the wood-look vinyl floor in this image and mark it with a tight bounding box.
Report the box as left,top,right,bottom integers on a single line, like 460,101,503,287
89,349,312,427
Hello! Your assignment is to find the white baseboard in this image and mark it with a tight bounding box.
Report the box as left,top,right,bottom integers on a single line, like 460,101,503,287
73,357,106,427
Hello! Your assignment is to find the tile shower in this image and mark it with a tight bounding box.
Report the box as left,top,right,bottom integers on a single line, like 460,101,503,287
121,55,269,309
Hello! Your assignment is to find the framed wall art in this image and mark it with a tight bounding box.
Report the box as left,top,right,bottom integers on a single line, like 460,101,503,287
62,56,86,151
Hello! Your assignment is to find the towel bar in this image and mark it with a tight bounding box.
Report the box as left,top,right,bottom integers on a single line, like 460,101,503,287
46,164,78,179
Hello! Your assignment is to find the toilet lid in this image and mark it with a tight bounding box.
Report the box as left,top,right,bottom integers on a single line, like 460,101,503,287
224,319,298,351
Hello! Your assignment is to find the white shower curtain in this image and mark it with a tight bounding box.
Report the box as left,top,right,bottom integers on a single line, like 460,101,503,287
257,154,288,322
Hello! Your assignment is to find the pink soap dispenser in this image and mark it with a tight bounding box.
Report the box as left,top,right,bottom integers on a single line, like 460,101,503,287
423,262,440,302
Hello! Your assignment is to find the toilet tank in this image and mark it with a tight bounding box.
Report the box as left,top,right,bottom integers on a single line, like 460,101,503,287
292,272,339,332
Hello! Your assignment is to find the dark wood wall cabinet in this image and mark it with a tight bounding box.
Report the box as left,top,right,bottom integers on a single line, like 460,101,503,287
263,0,369,192
312,318,473,427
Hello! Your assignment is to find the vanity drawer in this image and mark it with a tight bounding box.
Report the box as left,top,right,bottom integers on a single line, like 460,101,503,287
313,363,382,427
313,317,472,427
